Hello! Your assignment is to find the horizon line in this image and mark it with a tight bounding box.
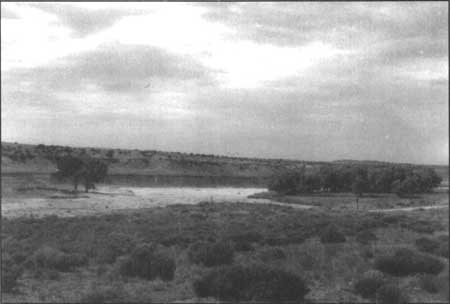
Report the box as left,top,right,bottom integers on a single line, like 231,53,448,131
2,140,448,168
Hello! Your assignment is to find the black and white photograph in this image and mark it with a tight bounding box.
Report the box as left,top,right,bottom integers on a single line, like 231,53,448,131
1,1,449,303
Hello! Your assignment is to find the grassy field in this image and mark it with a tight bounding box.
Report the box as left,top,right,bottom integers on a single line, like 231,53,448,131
250,191,449,212
1,142,449,302
2,195,449,302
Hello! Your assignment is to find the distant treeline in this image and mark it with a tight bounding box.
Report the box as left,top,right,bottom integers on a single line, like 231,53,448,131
269,165,443,196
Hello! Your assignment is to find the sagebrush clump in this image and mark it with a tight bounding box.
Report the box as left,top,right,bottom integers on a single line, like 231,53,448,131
27,246,88,272
187,241,234,267
98,232,136,263
228,231,262,251
356,230,378,245
415,237,439,254
80,282,128,303
1,256,23,292
257,247,286,262
354,270,386,298
376,284,407,304
116,243,175,281
320,224,346,243
418,274,441,293
374,248,444,276
193,264,309,301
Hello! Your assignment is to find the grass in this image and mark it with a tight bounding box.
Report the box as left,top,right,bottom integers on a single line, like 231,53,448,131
2,200,449,302
249,190,449,211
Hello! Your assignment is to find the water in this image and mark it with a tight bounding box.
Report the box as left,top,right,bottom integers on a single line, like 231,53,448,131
2,186,312,218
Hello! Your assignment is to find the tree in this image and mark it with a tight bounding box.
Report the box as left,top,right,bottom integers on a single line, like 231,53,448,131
319,165,339,192
352,177,367,210
56,156,108,192
82,158,108,192
268,170,303,195
106,149,114,158
391,176,418,197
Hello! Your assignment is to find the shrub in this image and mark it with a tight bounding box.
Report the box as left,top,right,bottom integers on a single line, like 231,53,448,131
232,240,253,251
418,274,440,293
264,236,290,246
193,264,309,301
374,248,444,276
81,282,128,303
356,230,378,245
228,231,262,252
437,241,449,259
187,241,234,267
1,256,23,292
415,237,439,254
361,246,374,259
320,224,346,243
268,171,304,194
376,284,407,304
403,220,441,234
258,247,286,262
116,243,175,281
298,251,318,270
354,270,386,298
29,246,88,272
11,252,27,264
98,232,136,263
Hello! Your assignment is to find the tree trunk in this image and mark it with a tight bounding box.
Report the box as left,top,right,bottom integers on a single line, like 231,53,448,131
84,179,89,193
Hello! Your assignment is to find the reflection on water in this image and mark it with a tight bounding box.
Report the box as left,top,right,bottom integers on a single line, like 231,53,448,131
105,174,271,187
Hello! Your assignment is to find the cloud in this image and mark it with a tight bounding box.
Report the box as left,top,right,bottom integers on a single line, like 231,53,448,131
3,43,215,94
0,4,20,19
25,2,146,37
1,2,448,164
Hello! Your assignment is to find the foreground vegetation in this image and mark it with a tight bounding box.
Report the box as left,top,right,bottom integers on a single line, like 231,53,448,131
2,201,448,302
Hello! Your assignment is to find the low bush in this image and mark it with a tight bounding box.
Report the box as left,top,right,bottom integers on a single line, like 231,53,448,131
298,251,319,270
354,270,386,298
356,230,378,245
28,246,88,272
229,231,263,243
1,256,23,292
403,220,442,234
187,241,234,267
418,274,441,293
193,264,309,301
415,237,439,254
258,247,286,262
320,224,346,243
80,282,128,303
361,246,374,259
264,236,290,246
228,231,262,252
98,232,136,263
375,284,407,304
437,241,449,259
116,243,175,281
374,248,444,276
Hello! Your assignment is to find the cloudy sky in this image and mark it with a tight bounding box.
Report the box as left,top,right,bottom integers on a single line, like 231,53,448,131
1,2,448,164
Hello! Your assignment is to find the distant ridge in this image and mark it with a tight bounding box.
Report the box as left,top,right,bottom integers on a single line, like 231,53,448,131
1,142,448,182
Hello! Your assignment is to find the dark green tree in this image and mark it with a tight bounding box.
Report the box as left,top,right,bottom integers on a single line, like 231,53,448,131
352,177,367,210
56,156,108,192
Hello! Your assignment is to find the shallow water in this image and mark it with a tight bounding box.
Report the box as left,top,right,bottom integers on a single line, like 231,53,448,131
1,186,312,218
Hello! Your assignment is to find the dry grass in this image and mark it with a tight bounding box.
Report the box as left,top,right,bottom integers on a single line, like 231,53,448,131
2,193,449,302
250,190,449,211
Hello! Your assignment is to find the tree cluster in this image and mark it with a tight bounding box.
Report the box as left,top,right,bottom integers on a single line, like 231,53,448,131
55,155,108,192
269,164,442,196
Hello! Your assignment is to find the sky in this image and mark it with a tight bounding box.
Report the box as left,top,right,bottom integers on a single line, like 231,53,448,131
1,2,448,164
